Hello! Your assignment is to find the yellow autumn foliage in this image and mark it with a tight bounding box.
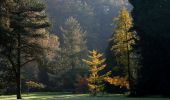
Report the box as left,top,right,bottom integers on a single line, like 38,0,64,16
111,7,136,54
82,50,111,96
104,76,129,89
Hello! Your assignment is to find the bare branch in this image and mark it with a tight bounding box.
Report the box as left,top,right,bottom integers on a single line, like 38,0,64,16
21,58,35,67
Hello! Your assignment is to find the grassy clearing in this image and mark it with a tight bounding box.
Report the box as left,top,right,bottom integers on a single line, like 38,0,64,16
0,92,170,100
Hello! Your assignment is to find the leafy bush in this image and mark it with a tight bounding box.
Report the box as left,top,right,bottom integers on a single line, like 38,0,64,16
26,81,45,92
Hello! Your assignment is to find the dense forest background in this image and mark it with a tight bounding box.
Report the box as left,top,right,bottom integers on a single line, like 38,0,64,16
45,0,132,52
0,0,133,94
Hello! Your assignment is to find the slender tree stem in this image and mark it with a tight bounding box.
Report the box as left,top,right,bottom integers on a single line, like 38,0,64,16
16,29,22,99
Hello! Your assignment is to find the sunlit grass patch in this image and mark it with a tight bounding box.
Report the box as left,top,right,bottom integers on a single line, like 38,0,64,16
0,92,170,100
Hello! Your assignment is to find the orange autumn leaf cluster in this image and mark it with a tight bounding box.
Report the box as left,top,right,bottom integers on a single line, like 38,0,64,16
104,76,129,89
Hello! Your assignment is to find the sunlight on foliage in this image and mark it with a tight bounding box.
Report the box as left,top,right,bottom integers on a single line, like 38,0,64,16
111,7,136,56
26,81,45,90
104,76,129,89
83,50,111,96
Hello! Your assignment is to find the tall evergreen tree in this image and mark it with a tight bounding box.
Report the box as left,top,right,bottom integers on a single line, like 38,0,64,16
110,7,137,94
49,17,87,91
62,17,87,90
0,0,50,99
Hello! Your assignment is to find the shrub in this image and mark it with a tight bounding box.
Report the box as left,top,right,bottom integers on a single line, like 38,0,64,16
26,81,45,92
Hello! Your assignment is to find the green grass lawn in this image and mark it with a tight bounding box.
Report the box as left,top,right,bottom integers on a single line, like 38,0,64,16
0,92,170,100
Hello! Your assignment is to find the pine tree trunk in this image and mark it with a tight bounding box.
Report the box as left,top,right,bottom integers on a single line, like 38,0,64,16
16,72,21,99
16,29,22,99
127,48,133,94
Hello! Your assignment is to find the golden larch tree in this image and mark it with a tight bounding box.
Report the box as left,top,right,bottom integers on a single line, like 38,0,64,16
111,7,138,93
83,50,111,96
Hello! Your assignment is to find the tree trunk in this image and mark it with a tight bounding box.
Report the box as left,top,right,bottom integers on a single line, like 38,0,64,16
125,30,133,95
16,72,21,99
16,27,21,99
127,48,133,94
